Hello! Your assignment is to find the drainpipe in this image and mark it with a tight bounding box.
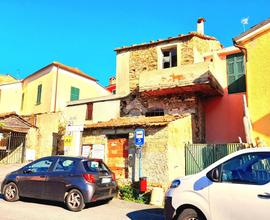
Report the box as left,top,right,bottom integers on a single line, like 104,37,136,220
54,65,59,112
233,39,254,146
233,39,248,62
233,38,248,99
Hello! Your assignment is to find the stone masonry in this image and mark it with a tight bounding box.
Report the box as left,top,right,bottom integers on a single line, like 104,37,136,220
123,35,222,92
129,46,158,91
120,92,205,143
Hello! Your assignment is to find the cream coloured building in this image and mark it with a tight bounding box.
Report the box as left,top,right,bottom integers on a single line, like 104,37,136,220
21,62,110,115
0,76,22,114
0,62,110,160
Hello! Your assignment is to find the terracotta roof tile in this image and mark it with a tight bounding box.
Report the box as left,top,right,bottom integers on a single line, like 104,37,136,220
115,32,218,52
84,114,187,129
234,17,270,42
0,75,18,85
52,62,97,81
23,62,96,82
0,112,36,133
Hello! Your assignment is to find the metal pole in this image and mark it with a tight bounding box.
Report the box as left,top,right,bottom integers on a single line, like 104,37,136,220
139,147,142,179
7,132,12,164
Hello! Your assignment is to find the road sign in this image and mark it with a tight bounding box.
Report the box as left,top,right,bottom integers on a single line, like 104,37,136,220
134,129,145,146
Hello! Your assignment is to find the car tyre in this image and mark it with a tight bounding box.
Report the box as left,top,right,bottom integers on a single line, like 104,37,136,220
3,182,19,202
65,189,85,212
177,208,204,220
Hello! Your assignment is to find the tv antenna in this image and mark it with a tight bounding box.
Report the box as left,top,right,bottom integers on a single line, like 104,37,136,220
241,17,249,32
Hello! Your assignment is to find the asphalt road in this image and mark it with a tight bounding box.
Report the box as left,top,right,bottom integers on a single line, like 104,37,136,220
0,163,164,220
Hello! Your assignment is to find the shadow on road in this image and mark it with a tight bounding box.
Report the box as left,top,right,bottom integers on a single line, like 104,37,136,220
19,197,67,209
127,208,164,220
0,193,110,210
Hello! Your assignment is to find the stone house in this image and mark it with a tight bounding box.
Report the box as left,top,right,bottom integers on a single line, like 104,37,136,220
69,18,231,187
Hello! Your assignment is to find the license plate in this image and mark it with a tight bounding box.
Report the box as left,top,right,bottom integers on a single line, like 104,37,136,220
101,177,111,184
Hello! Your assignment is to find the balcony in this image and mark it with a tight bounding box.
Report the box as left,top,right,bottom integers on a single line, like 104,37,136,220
139,62,223,97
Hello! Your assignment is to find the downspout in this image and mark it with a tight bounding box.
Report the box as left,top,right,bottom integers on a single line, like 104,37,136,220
54,66,59,112
233,39,254,146
233,38,248,100
233,39,248,62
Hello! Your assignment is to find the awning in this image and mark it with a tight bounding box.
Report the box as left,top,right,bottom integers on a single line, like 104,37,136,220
0,112,35,133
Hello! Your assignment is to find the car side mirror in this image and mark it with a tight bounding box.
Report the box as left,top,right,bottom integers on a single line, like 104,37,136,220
207,167,220,182
23,169,33,174
211,168,220,182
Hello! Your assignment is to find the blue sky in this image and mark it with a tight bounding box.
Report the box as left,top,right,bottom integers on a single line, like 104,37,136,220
0,0,269,86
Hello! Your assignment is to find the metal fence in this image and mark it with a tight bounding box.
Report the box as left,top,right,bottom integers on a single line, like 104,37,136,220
0,132,26,164
185,143,246,175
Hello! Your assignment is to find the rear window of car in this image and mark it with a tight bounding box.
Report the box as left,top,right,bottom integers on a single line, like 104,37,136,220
54,158,77,172
83,160,110,173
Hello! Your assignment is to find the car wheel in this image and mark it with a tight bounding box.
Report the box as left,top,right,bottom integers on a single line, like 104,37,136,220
3,182,19,202
177,208,204,220
65,189,85,212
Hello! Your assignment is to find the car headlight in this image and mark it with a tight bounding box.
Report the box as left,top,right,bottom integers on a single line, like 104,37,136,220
170,179,181,188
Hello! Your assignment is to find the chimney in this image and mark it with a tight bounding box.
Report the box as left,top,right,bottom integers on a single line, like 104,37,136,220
197,18,206,35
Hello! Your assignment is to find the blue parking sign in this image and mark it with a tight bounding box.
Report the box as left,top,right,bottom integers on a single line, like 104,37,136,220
134,129,145,146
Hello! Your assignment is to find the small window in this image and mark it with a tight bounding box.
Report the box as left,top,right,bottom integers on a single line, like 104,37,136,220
36,84,42,105
70,86,80,101
145,108,164,117
86,103,93,120
162,47,177,69
221,152,270,185
227,53,246,94
54,158,76,172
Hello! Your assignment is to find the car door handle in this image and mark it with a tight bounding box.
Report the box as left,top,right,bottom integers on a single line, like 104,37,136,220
258,193,270,199
39,175,46,178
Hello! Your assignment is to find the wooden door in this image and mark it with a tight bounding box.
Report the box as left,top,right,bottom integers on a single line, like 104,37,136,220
107,138,128,179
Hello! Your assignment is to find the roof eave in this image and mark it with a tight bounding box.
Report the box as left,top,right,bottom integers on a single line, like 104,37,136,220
233,18,270,44
23,62,97,82
115,32,217,52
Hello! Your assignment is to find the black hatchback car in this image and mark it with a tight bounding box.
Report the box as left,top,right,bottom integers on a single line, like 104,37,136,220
1,156,118,211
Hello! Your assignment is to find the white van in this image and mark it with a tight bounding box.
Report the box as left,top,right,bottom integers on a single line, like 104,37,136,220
165,147,270,220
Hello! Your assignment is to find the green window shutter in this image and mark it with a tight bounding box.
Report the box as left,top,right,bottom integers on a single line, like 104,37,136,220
36,84,42,105
227,53,246,94
70,87,80,101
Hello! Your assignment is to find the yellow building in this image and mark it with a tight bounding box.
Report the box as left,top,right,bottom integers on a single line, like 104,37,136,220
234,18,270,146
0,62,110,160
21,61,110,115
0,75,22,114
